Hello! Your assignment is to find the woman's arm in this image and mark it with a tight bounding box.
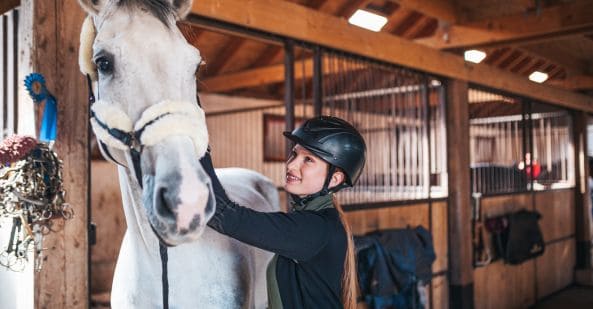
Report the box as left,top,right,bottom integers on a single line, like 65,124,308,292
200,152,330,261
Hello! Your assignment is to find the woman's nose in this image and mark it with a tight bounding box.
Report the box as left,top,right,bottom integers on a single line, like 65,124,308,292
286,158,299,170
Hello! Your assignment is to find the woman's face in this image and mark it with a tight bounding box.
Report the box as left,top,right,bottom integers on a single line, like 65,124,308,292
284,144,329,197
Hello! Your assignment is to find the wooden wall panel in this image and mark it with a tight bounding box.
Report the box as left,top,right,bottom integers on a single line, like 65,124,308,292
431,275,449,309
345,203,430,235
432,201,448,274
474,261,535,309
475,190,577,309
534,189,575,241
535,239,576,299
90,162,125,295
345,201,448,309
479,193,532,218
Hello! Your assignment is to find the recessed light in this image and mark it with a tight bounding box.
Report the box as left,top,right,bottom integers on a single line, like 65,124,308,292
348,9,388,32
529,71,549,83
464,50,487,63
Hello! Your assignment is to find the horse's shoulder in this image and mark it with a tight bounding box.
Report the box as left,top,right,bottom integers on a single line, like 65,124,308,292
215,167,280,212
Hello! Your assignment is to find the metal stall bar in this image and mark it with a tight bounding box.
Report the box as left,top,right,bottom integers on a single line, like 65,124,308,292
284,39,295,159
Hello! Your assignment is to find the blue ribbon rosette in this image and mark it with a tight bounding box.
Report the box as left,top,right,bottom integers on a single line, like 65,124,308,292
24,73,57,143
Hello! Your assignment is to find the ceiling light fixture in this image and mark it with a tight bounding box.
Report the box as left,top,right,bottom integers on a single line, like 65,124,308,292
529,71,549,83
348,9,388,32
464,50,487,63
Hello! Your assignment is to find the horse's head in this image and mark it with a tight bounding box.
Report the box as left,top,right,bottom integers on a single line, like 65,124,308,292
79,0,214,246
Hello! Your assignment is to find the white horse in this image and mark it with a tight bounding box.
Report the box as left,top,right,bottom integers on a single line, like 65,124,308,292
77,0,278,308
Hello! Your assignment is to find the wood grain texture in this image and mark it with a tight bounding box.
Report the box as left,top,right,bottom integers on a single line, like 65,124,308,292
480,193,532,218
446,80,473,285
535,239,576,299
0,0,19,15
190,0,593,112
90,162,125,294
474,260,536,309
431,275,449,309
26,0,89,307
418,1,593,49
534,189,575,242
344,203,430,235
432,201,448,274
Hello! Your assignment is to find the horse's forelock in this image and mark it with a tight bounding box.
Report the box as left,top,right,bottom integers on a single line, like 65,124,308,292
118,0,176,26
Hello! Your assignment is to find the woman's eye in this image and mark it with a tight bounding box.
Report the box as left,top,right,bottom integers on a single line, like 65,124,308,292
305,156,314,163
95,56,113,74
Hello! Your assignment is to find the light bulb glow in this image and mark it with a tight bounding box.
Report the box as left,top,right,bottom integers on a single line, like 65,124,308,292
529,71,549,83
464,49,487,63
348,9,388,32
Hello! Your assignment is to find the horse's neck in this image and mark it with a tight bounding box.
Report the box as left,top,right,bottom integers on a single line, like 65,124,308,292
117,166,160,253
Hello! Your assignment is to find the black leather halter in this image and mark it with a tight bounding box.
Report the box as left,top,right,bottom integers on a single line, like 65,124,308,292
86,74,171,309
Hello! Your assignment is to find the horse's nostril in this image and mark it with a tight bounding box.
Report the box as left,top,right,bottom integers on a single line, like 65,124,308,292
156,187,175,219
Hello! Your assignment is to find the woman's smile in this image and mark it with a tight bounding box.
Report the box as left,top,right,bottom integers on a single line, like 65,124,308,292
284,145,328,197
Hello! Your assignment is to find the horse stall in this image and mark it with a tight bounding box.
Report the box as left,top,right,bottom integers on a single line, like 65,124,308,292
2,1,593,309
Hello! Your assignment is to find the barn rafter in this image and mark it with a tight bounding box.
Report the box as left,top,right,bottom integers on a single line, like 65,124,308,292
188,0,593,111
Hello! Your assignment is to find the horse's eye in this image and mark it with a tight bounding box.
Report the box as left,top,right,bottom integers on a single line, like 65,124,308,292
95,56,113,74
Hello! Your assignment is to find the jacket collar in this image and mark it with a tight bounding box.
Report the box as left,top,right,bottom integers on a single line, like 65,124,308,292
291,193,334,212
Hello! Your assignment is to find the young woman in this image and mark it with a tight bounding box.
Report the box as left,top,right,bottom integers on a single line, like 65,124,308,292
200,115,366,309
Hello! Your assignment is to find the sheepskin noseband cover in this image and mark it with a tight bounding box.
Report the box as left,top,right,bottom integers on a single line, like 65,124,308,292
90,100,209,157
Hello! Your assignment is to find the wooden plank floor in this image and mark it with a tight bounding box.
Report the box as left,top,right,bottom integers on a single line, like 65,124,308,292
531,285,593,309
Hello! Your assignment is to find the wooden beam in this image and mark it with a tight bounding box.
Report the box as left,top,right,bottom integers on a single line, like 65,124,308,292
387,0,456,23
522,44,588,75
190,0,593,112
338,0,372,18
21,0,89,308
446,79,473,309
202,38,245,75
572,112,593,272
201,59,288,92
547,75,593,90
200,57,365,92
383,6,414,33
250,45,282,67
416,1,593,49
0,0,19,15
178,21,205,47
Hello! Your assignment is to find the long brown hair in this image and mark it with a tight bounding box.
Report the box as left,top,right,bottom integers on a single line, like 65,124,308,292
332,195,358,309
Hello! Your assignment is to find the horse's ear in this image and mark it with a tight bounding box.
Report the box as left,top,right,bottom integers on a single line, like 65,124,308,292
171,0,193,20
78,0,108,15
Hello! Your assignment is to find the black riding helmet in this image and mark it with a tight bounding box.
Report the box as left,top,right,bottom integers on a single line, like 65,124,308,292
283,116,366,195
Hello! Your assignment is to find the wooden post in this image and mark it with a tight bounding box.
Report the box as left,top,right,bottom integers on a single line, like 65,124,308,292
21,0,89,307
446,79,474,309
573,111,593,285
284,39,295,156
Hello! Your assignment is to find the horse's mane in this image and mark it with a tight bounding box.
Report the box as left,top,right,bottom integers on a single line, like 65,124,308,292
118,0,176,26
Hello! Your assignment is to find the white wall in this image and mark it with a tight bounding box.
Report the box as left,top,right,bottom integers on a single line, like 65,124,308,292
0,217,33,309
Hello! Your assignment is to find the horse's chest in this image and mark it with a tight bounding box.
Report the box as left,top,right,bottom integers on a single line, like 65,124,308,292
111,231,252,308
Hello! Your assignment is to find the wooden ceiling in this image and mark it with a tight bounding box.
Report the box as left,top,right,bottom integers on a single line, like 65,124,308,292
181,0,593,100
